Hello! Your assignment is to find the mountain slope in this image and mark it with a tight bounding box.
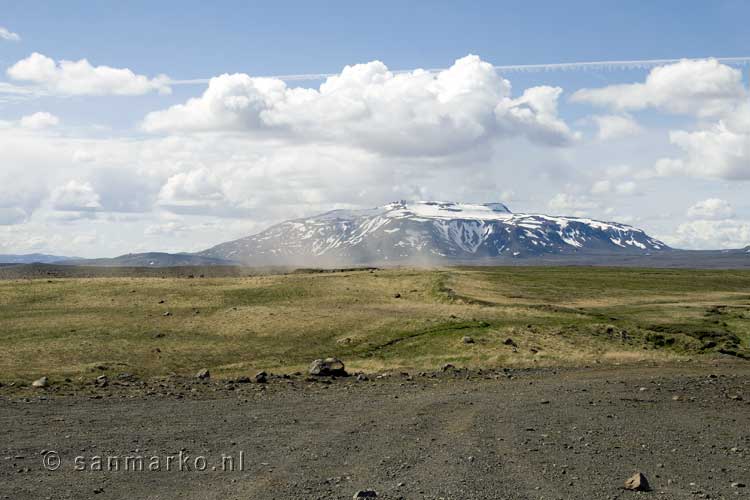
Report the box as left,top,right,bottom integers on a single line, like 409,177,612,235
200,201,669,266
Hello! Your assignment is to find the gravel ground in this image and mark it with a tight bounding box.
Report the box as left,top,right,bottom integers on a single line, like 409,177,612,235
1,361,749,500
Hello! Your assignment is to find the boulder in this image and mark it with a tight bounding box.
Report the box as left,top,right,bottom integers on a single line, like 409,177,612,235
31,376,49,388
254,371,268,383
353,490,378,499
624,472,651,491
309,358,347,377
196,369,210,380
462,336,475,344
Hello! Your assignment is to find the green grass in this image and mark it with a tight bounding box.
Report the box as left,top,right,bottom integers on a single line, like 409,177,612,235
1,266,749,382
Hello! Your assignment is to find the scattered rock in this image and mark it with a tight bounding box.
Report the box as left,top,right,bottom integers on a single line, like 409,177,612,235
95,375,108,387
504,338,517,347
462,336,475,344
236,376,251,384
356,374,369,382
254,371,268,384
158,300,165,304
353,490,378,499
624,472,651,492
441,363,456,372
31,376,49,388
393,293,401,299
196,369,210,380
162,312,172,317
729,394,743,401
731,482,746,488
309,358,347,377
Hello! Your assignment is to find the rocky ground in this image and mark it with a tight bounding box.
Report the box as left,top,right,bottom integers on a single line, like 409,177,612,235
1,361,749,500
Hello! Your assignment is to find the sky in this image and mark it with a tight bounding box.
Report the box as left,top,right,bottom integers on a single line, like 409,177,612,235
1,0,750,257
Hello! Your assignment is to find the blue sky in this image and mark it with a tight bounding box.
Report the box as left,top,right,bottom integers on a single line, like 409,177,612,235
4,0,750,75
1,1,750,256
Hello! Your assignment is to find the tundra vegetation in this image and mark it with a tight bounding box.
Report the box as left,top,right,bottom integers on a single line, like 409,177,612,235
0,266,748,382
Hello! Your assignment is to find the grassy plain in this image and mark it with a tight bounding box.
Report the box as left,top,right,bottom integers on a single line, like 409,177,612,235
1,266,749,382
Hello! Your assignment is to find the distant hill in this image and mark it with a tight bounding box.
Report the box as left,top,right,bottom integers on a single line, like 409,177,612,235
62,252,236,267
0,253,74,265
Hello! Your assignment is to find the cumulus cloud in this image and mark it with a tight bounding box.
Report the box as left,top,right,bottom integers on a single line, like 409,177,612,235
591,114,642,140
157,168,226,210
0,27,21,42
20,111,60,129
50,180,102,211
548,193,599,216
687,198,735,219
670,219,750,249
7,52,171,96
572,59,746,117
143,55,576,156
654,102,750,180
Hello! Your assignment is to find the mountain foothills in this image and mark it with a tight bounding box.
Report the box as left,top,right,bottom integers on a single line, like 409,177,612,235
199,201,668,266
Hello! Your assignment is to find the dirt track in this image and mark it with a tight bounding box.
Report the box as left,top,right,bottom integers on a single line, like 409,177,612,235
2,362,749,500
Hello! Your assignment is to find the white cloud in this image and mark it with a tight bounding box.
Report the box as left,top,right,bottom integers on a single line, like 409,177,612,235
591,174,637,196
687,198,735,220
50,180,102,211
670,219,750,249
20,111,60,129
143,55,576,156
0,27,21,42
591,180,611,194
7,52,171,96
157,168,226,210
652,102,750,180
548,193,599,216
615,181,637,195
592,114,642,140
572,59,746,117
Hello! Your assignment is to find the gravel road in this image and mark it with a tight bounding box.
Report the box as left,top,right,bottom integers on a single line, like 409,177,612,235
2,362,749,499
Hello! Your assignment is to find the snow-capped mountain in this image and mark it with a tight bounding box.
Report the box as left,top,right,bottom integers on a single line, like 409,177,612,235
200,201,668,265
